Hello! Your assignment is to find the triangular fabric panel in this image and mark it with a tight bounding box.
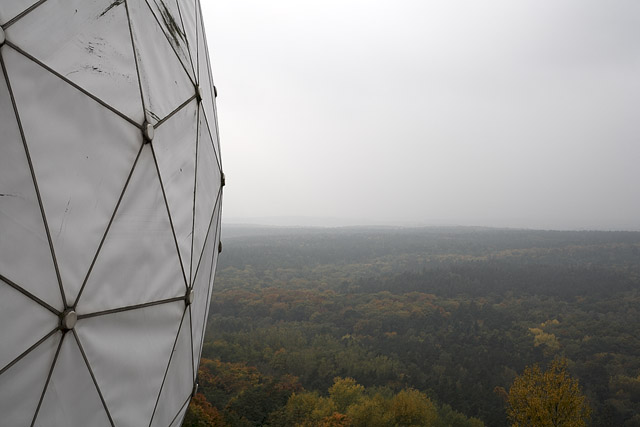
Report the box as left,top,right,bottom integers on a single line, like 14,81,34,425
153,100,198,285
197,14,222,166
192,106,221,282
34,334,111,427
75,302,184,427
6,0,145,123
128,0,195,124
0,66,62,309
3,46,142,307
0,282,57,370
77,145,185,314
150,311,194,427
0,0,39,25
190,202,219,379
170,400,191,427
0,332,61,426
145,0,196,82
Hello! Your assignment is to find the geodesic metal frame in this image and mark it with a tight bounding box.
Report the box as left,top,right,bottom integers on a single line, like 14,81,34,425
0,0,223,425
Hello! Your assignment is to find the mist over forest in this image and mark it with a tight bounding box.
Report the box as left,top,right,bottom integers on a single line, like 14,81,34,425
196,1,639,425
184,226,640,426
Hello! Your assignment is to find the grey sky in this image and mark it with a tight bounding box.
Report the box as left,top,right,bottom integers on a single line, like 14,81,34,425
202,0,640,230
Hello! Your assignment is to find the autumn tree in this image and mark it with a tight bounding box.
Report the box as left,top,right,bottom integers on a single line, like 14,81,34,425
507,358,591,427
391,388,439,426
183,393,227,427
329,377,365,412
346,394,393,427
274,391,338,426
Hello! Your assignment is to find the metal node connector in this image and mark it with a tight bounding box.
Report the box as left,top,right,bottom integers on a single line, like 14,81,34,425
61,310,77,331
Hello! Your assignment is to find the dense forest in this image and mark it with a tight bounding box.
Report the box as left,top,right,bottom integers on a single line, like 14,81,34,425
184,226,640,426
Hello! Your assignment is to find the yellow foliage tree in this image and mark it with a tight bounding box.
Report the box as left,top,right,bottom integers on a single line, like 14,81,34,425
507,358,591,427
347,394,394,427
329,377,365,413
285,391,337,425
529,327,560,357
390,389,438,426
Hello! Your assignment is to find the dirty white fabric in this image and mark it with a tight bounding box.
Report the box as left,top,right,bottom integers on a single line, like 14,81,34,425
0,0,223,425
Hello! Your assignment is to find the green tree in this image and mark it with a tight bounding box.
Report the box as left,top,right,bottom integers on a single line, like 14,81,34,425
507,358,591,427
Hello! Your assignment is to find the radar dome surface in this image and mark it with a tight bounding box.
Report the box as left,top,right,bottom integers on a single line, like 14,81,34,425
0,0,223,425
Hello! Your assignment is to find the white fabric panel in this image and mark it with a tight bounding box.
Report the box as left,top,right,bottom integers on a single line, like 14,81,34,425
197,14,221,165
169,399,190,427
6,0,145,123
153,100,198,285
128,0,195,124
179,0,198,76
34,333,111,427
0,1,223,425
146,0,196,82
0,282,57,370
150,311,194,427
0,67,62,309
0,0,38,24
192,106,221,280
3,46,142,308
0,332,61,426
77,145,185,313
190,201,219,379
76,302,184,427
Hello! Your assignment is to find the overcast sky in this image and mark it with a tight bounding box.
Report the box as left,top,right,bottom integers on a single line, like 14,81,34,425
201,0,640,230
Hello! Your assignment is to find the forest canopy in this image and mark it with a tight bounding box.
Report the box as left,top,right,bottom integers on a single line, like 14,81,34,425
187,226,640,426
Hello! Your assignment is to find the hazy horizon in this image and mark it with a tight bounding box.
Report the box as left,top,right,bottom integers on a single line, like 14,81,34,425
221,215,640,232
202,0,640,231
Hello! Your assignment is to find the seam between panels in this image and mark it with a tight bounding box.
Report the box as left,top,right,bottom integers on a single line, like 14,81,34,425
72,330,116,427
200,104,222,172
147,307,189,427
174,0,197,81
202,21,216,105
197,0,215,102
212,101,222,170
195,202,220,372
73,144,144,309
0,47,67,308
142,0,196,88
4,42,141,129
150,142,190,290
0,328,59,376
77,296,185,320
196,0,223,170
30,331,64,427
207,74,223,170
0,274,59,315
209,89,223,170
124,0,149,123
2,0,50,29
194,0,200,87
187,304,196,384
189,190,221,386
192,187,222,285
169,395,192,427
189,106,201,285
195,264,215,368
155,94,197,129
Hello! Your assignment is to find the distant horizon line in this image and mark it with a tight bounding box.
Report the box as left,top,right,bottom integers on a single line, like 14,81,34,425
221,217,640,233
